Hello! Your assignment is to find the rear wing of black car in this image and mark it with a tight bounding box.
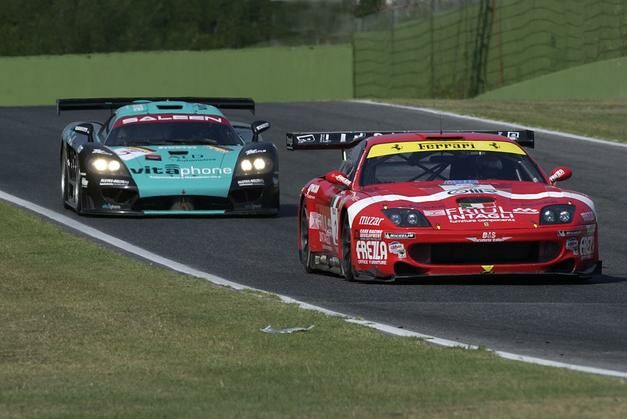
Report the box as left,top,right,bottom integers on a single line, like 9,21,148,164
57,97,255,115
286,130,534,150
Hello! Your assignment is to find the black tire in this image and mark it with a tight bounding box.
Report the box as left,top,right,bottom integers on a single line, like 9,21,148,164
298,204,314,273
341,216,356,282
66,149,83,214
60,146,71,209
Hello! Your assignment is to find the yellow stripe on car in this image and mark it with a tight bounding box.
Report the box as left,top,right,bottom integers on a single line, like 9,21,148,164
367,140,525,158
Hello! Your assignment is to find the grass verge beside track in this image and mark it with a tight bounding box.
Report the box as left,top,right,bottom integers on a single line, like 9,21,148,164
1,201,627,418
385,99,627,143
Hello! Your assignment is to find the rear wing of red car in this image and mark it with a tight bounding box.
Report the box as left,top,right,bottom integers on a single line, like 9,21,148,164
57,97,255,115
286,130,534,150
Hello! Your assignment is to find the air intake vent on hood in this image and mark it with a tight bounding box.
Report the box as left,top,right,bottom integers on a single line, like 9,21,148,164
456,197,495,204
157,105,183,110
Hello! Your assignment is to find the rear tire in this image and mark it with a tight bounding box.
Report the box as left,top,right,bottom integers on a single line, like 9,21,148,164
299,203,314,273
341,216,356,282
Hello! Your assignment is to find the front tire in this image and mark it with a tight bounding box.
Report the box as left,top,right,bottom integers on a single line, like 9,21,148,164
341,216,356,282
65,148,83,214
299,204,314,273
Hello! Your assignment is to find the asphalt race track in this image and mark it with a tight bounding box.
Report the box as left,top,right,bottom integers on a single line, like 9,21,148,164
2,102,627,372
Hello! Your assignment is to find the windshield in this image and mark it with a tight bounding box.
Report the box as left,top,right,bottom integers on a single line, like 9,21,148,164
359,141,544,186
106,121,244,147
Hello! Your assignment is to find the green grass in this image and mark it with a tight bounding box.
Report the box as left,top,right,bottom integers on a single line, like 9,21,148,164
386,99,627,143
0,46,352,106
1,200,627,418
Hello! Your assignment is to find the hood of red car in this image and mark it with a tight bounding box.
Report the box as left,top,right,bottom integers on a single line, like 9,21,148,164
354,181,592,231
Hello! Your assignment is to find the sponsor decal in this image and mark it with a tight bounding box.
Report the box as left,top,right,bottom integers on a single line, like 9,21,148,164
585,224,596,234
102,203,121,210
255,122,271,132
356,240,388,265
205,145,231,154
237,178,264,187
358,229,382,240
296,134,316,144
581,211,595,222
566,238,579,255
99,178,130,186
359,216,384,226
557,230,583,237
168,153,214,162
504,131,520,141
441,184,498,195
330,195,341,245
444,180,479,185
459,202,494,209
549,168,566,183
74,125,90,134
309,211,322,230
145,154,161,161
446,206,515,223
116,114,227,127
481,265,495,273
113,147,155,161
388,242,406,259
423,209,446,217
384,232,416,240
466,232,512,242
305,183,320,198
512,208,539,214
92,149,113,156
579,236,594,258
333,173,352,187
245,148,267,155
367,140,525,158
129,165,232,178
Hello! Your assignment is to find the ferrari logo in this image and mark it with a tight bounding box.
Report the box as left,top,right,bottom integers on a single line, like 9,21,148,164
481,265,494,274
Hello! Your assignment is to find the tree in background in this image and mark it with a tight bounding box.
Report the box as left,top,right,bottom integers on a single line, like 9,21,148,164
0,0,360,56
353,0,385,17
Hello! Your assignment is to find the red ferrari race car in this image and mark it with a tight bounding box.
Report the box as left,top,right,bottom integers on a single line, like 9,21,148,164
287,129,601,281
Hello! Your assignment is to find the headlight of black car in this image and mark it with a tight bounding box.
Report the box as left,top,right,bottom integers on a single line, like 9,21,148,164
89,157,128,175
383,208,431,227
236,156,273,176
540,204,575,225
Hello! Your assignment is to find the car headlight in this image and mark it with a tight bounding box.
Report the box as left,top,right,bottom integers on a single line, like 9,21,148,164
237,156,272,175
540,205,575,225
382,208,431,227
91,158,125,173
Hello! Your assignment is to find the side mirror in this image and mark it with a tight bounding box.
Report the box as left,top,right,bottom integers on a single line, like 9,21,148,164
548,166,572,184
324,170,352,189
73,123,94,142
251,120,271,143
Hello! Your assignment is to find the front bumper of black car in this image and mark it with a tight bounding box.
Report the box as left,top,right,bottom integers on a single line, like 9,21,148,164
77,172,279,216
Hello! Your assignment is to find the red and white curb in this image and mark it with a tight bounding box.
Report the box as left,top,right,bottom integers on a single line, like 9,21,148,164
1,189,626,379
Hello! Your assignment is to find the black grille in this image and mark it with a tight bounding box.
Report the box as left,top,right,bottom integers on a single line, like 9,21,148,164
101,188,138,205
133,196,231,211
409,242,560,265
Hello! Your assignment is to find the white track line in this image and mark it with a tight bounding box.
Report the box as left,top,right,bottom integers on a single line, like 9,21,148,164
2,189,626,379
353,99,627,149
